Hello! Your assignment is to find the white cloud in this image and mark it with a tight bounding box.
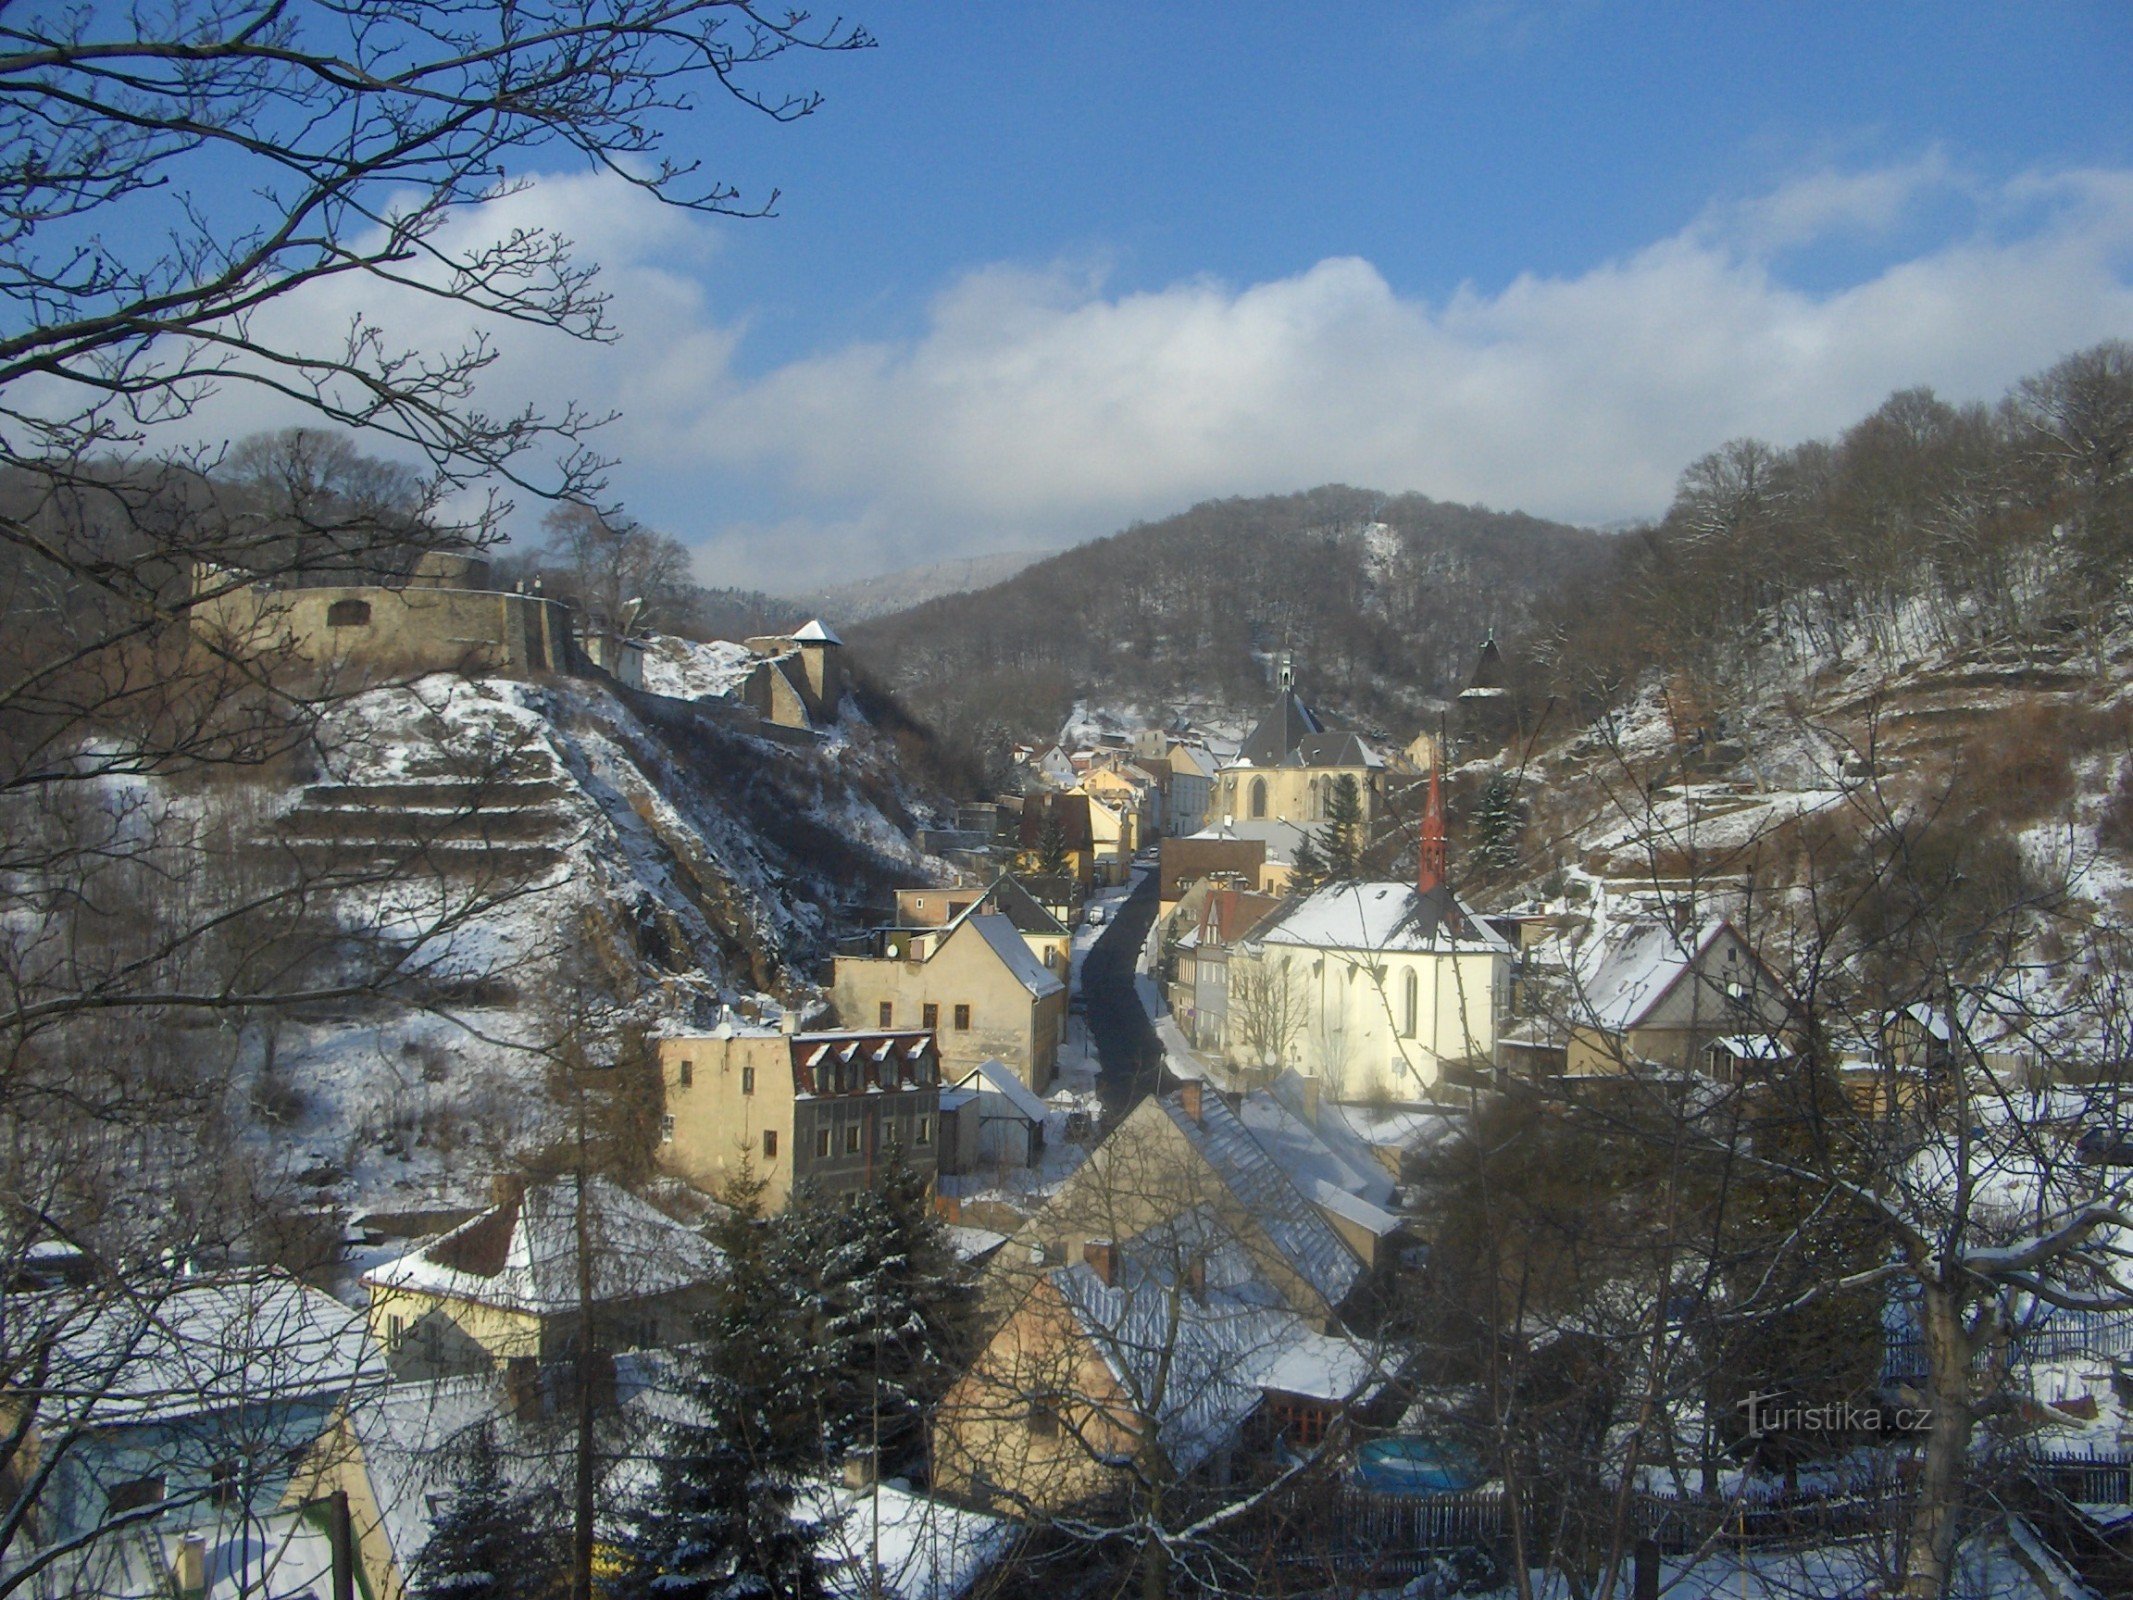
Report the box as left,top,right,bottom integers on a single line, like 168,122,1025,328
655,159,2133,586
144,158,2133,591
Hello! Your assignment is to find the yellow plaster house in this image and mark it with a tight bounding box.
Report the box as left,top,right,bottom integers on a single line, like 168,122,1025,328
831,911,1068,1095
934,1088,1379,1515
359,1175,720,1379
656,1025,943,1213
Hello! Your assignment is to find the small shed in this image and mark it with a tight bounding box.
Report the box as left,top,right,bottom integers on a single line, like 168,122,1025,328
946,1057,1047,1170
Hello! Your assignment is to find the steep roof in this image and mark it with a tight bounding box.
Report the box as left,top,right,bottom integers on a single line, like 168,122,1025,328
941,873,1068,938
1238,691,1325,767
1236,1086,1396,1212
1160,835,1265,901
1255,881,1511,955
1286,732,1383,770
954,1056,1051,1125
959,911,1067,999
365,1176,721,1315
35,1271,380,1428
1571,919,1749,1033
1162,1090,1363,1312
1049,1217,1376,1473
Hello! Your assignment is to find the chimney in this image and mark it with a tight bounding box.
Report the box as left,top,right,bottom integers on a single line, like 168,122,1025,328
1301,1074,1322,1127
1185,1256,1207,1302
171,1535,207,1596
1083,1237,1119,1287
1417,759,1448,897
779,1009,800,1036
490,1172,525,1211
1178,1080,1203,1124
503,1354,542,1424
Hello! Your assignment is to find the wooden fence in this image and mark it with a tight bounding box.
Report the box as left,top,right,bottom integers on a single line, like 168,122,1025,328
1273,1448,2133,1568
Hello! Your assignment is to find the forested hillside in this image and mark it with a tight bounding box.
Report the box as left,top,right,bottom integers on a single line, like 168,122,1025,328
1508,342,2133,726
844,486,1606,755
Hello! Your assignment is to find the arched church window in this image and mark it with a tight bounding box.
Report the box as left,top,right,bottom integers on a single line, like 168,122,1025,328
326,598,372,628
1249,777,1268,819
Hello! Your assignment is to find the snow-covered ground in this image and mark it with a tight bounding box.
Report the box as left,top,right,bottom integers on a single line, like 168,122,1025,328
201,668,945,1214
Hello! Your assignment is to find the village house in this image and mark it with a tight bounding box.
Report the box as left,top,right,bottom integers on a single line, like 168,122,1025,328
738,617,845,732
1075,764,1158,858
829,909,1067,1095
887,874,1072,981
657,1025,944,1212
1011,791,1097,890
935,1085,1387,1515
1225,769,1510,1100
1165,882,1284,1053
937,1056,1051,1175
1157,835,1268,916
6,1272,379,1597
1545,918,1795,1079
1163,740,1220,836
360,1175,721,1378
1209,655,1386,831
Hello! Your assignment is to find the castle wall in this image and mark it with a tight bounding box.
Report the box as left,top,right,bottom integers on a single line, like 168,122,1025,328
191,580,579,681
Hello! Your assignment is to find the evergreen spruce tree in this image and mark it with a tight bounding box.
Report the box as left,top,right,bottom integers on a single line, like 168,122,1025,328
1289,832,1328,894
1035,810,1072,879
1473,772,1527,875
774,1153,980,1468
1317,774,1364,883
412,1421,563,1600
615,1161,827,1600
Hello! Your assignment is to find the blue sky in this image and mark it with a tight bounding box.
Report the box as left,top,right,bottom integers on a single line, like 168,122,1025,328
237,3,2133,591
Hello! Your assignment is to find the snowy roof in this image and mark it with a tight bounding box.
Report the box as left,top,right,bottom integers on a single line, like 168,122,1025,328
1266,1071,1409,1181
1050,1221,1377,1472
1163,1091,1363,1311
960,912,1066,999
32,1271,380,1428
954,1056,1050,1125
1256,881,1510,955
1284,732,1383,770
946,874,1068,938
1570,919,1771,1033
800,1480,1015,1600
793,618,843,645
364,1176,721,1315
1236,1086,1396,1213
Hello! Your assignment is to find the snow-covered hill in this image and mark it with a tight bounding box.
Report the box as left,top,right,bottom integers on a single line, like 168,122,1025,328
224,644,947,1214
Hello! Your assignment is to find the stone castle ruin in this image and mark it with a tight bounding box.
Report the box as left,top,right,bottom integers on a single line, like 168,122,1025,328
188,550,620,685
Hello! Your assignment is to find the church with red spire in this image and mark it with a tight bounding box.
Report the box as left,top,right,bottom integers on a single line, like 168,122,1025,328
1225,751,1512,1103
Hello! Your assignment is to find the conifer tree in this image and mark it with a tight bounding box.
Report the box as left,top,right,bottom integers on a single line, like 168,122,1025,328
412,1421,563,1600
1288,832,1328,893
1473,772,1527,875
615,1162,827,1600
774,1153,980,1468
1317,774,1365,882
1035,810,1072,879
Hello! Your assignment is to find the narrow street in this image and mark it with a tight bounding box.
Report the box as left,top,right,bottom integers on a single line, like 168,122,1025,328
1077,868,1163,1121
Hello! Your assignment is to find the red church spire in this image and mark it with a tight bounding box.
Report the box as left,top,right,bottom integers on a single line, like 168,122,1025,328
1417,745,1448,897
